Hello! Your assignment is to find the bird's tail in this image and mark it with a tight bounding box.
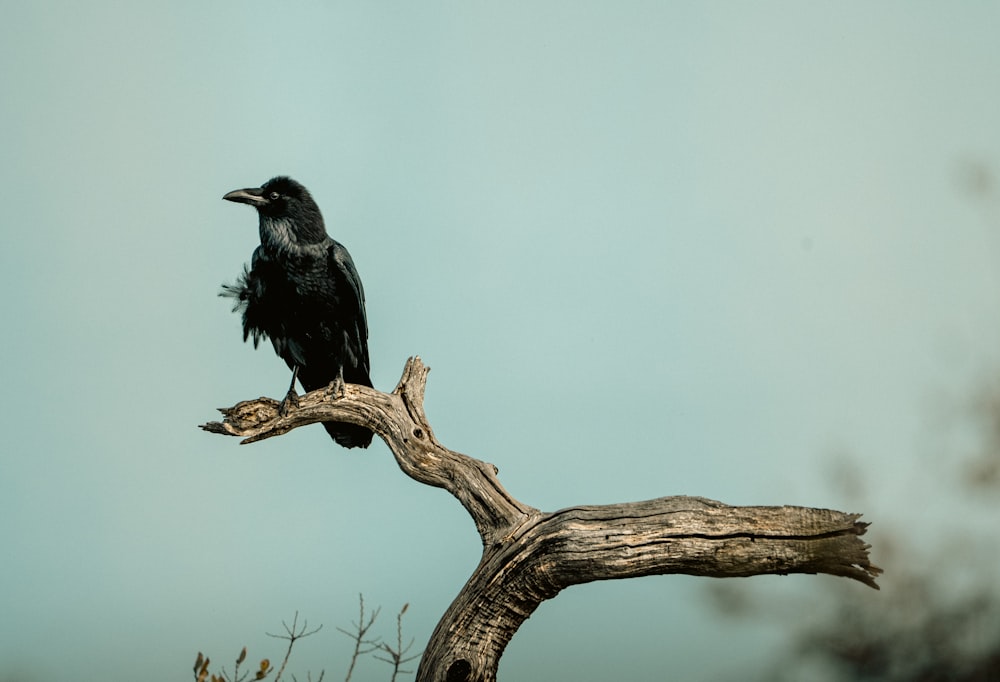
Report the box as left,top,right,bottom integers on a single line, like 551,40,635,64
323,421,374,449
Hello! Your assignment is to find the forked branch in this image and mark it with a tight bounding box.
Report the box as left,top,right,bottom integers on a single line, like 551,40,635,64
202,357,881,682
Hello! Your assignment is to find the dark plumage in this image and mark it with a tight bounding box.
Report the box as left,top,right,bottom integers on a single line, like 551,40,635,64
221,176,373,448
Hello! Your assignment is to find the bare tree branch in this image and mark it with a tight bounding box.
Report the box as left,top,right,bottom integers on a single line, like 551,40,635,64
373,603,420,682
202,357,881,682
203,357,531,543
336,594,381,682
266,612,323,682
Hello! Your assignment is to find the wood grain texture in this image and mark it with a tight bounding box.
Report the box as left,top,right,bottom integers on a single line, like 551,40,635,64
203,357,881,682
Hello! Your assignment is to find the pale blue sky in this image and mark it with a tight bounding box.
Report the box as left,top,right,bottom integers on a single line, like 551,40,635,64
2,3,999,680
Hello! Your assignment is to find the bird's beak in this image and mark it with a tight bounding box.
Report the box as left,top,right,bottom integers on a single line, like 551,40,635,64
223,187,267,206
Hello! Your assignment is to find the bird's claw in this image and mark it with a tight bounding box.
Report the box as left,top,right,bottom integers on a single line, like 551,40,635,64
278,389,300,417
324,376,346,400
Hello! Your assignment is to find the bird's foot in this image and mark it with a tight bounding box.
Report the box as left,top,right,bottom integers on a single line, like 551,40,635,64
278,389,300,417
324,375,346,400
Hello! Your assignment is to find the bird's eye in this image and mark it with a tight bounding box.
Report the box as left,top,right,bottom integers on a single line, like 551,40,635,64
269,191,280,201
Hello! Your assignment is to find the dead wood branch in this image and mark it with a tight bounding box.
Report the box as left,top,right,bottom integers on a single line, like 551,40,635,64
202,357,880,682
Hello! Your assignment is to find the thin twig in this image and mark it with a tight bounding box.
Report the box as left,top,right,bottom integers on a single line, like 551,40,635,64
266,611,324,682
336,594,382,682
373,603,421,681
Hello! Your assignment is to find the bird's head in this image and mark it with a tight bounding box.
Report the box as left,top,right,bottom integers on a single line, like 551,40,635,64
223,176,327,246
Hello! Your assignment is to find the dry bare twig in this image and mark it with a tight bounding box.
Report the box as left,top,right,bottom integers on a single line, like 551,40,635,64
336,594,382,682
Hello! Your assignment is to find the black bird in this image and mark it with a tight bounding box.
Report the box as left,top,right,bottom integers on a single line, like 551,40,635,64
221,176,373,448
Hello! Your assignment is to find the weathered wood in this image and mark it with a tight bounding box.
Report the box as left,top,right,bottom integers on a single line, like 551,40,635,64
202,357,880,682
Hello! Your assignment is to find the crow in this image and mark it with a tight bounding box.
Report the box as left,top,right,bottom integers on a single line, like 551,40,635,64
221,176,374,448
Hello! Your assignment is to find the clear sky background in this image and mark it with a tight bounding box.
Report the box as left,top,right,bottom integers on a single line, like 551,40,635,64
2,3,999,681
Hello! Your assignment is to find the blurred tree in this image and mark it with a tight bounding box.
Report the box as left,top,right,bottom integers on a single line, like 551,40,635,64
708,159,1000,682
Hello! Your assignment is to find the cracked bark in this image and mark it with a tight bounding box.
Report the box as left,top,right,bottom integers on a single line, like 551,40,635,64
202,357,880,682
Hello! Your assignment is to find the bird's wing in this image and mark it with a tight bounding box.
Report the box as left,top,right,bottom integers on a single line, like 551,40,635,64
328,241,368,337
328,240,370,375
